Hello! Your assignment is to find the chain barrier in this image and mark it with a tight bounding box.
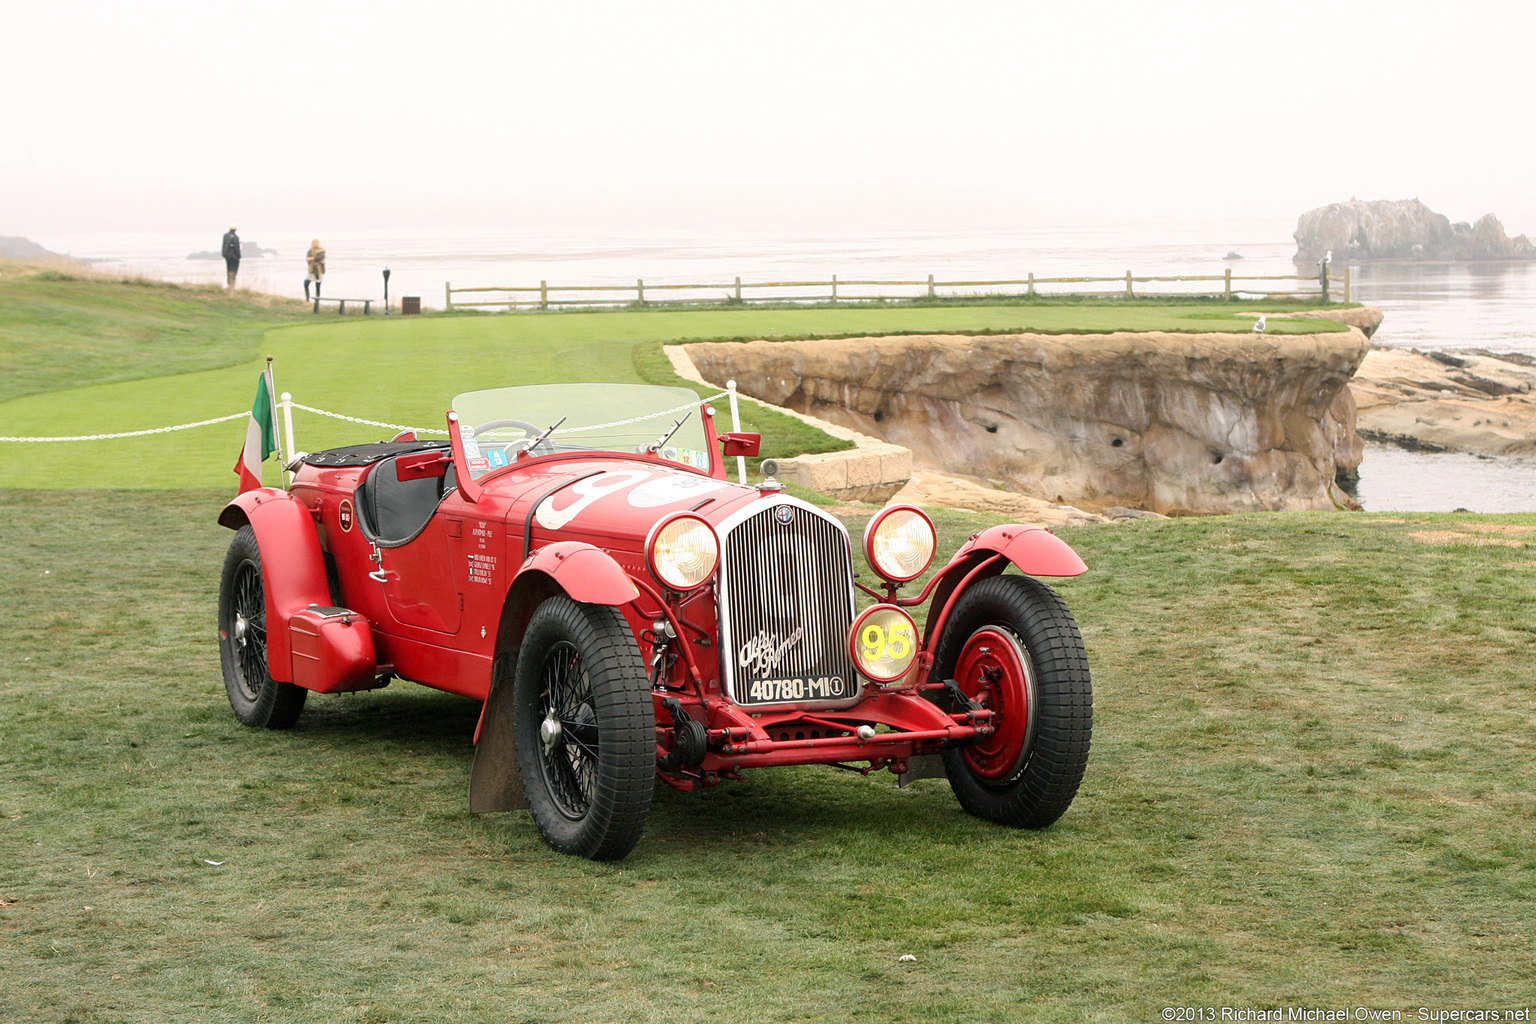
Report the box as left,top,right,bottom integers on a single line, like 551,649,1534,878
559,390,730,435
1,390,736,444
0,411,251,443
286,403,449,435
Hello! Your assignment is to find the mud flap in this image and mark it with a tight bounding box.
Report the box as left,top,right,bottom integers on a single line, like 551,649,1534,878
467,655,529,812
897,753,948,787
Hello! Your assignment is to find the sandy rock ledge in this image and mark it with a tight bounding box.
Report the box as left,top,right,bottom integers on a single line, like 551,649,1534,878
683,328,1373,515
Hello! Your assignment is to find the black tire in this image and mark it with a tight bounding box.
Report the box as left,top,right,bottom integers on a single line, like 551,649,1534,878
933,574,1091,828
512,595,654,860
217,525,308,729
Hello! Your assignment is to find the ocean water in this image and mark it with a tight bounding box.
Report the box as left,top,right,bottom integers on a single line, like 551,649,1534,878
30,224,1536,513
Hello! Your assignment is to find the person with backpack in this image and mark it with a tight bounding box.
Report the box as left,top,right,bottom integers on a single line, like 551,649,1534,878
222,225,241,289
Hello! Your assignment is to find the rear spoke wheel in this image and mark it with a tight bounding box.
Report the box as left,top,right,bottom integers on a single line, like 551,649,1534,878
217,525,308,730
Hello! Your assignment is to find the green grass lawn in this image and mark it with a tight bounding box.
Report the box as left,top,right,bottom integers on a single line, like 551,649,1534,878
0,263,311,405
0,270,1347,490
2,491,1532,1022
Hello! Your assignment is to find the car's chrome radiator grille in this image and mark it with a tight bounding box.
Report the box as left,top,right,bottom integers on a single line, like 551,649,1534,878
719,504,859,705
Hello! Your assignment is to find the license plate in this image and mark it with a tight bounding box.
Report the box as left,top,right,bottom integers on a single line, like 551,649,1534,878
742,674,856,704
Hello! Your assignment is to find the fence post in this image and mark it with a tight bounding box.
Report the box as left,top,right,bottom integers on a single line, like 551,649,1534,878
1028,272,1035,297
638,279,645,306
927,273,934,299
1343,267,1351,304
1224,267,1232,300
1125,270,1133,299
1319,263,1329,304
735,276,741,303
540,280,548,310
831,275,837,304
444,282,452,311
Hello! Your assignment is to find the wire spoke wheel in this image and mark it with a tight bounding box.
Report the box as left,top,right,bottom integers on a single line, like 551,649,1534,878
538,640,599,818
231,560,268,702
512,595,653,860
217,525,307,729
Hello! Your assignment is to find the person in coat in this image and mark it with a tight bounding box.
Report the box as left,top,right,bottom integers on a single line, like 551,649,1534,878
222,225,241,289
304,239,326,301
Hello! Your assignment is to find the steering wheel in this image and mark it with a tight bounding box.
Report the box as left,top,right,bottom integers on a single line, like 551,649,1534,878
471,418,540,439
470,418,549,459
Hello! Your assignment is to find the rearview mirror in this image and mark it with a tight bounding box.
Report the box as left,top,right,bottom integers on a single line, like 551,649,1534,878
718,432,761,457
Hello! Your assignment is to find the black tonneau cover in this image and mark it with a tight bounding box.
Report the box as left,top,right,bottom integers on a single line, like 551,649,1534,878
301,440,448,467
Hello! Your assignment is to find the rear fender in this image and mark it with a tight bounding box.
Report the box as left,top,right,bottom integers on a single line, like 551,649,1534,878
468,542,641,812
218,489,332,682
920,525,1087,646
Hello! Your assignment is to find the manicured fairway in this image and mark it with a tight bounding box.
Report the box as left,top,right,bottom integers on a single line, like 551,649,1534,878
0,268,1346,490
2,491,1532,1022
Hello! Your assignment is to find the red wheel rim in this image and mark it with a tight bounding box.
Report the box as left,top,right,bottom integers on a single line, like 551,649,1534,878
953,626,1035,780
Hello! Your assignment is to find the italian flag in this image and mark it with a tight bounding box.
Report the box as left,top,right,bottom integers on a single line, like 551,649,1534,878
234,370,278,493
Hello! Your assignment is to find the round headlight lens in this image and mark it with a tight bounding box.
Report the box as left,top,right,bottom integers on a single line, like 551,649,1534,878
849,604,919,683
864,506,936,583
647,515,719,591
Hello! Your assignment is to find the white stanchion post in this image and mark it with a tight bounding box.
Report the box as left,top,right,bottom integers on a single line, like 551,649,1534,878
727,379,747,484
281,392,296,488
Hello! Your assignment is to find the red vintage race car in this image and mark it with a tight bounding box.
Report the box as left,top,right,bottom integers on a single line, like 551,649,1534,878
217,382,1092,860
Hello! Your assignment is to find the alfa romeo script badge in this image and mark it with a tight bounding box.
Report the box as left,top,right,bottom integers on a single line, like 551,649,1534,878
774,504,795,525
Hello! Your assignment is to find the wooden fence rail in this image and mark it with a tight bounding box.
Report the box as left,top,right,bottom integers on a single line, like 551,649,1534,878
445,267,1351,311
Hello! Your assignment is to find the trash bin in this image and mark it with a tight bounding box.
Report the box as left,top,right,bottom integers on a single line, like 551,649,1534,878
401,296,421,315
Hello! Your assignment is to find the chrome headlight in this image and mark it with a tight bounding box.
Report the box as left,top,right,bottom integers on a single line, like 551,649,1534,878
646,513,720,591
863,505,936,583
849,604,919,683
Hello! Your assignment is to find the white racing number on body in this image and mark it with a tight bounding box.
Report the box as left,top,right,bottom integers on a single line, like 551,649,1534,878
534,470,652,531
626,474,728,509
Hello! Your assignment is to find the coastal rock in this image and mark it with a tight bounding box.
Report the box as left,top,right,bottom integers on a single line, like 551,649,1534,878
684,329,1373,515
0,236,68,262
186,241,278,260
1350,348,1536,456
1294,198,1536,264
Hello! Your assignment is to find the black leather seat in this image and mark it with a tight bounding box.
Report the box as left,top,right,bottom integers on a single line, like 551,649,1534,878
355,456,451,548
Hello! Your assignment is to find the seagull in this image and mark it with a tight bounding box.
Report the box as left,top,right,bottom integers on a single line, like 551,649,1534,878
1252,316,1267,333
1319,250,1333,266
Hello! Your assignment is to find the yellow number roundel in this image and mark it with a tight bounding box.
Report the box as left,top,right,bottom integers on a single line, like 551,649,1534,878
849,604,919,683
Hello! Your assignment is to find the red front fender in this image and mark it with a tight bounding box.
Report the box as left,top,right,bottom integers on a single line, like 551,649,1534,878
218,489,331,682
919,524,1086,646
957,524,1087,578
514,542,641,606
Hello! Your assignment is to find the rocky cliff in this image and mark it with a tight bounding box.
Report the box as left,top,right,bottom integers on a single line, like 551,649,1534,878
1295,198,1536,264
1350,347,1536,456
685,328,1374,515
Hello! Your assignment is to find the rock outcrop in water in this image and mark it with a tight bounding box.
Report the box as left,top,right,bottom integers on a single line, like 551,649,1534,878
685,327,1375,515
1350,348,1536,457
1295,198,1536,264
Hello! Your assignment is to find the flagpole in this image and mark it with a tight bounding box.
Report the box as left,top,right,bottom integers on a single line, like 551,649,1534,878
265,355,288,489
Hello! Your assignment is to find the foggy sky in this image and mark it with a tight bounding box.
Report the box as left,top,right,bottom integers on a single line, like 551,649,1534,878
5,0,1534,240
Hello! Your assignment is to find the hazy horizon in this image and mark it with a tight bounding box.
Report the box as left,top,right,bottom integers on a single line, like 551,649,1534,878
6,1,1534,241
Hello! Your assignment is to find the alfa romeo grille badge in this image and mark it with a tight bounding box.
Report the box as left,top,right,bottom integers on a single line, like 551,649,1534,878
774,504,795,525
